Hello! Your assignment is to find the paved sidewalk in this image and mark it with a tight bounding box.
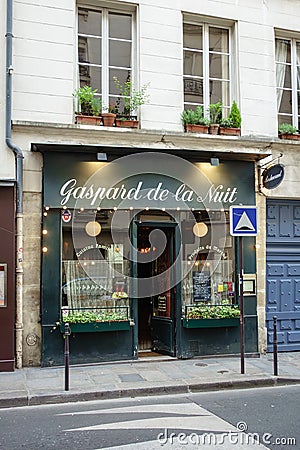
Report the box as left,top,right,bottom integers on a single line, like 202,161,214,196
0,352,299,408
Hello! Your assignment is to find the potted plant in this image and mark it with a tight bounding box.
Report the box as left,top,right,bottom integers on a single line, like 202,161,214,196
181,106,210,133
182,303,240,328
219,101,241,136
278,123,300,140
101,104,117,127
208,101,222,134
59,307,132,333
73,85,102,125
113,76,150,128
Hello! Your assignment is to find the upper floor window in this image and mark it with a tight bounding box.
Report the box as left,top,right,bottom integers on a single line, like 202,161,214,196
276,37,300,128
183,22,231,116
78,7,133,111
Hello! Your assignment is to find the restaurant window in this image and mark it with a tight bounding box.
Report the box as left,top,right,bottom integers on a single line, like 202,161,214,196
276,37,300,129
78,6,133,112
183,22,231,116
61,209,130,319
181,210,235,315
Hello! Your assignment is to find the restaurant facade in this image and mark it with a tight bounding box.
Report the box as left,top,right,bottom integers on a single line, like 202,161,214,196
3,0,300,370
38,146,259,366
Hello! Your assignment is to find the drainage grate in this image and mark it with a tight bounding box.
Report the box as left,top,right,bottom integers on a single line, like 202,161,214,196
119,373,145,382
195,362,208,367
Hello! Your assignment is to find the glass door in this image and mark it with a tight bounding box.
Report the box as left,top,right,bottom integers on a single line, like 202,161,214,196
135,221,177,356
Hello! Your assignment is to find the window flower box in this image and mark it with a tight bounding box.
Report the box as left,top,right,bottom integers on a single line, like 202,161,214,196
278,124,300,140
279,133,300,140
75,114,102,126
182,317,240,328
219,127,241,136
115,117,139,128
60,320,131,333
59,307,132,333
186,124,209,133
183,303,240,328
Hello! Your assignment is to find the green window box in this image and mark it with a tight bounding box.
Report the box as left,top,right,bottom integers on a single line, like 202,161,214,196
60,320,131,333
182,318,240,328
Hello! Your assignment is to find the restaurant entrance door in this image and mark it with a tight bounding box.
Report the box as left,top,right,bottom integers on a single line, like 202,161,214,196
136,222,177,356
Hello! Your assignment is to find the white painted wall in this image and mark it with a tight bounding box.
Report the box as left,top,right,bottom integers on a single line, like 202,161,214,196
13,0,75,123
9,0,300,137
0,0,15,179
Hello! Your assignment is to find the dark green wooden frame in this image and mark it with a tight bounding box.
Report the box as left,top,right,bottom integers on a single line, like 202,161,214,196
182,318,240,328
60,320,131,333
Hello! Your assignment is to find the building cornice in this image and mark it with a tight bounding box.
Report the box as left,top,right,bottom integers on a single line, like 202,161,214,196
11,120,288,161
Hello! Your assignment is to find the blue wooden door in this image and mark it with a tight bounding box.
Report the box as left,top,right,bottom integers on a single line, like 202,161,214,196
266,200,300,351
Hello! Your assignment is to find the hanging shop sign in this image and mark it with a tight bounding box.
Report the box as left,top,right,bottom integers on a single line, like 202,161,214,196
262,164,284,190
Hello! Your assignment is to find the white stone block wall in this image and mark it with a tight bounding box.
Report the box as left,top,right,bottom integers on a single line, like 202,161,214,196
13,0,75,124
8,0,300,136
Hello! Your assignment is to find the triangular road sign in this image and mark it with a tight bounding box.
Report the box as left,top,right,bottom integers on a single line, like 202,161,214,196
235,211,255,231
230,206,258,236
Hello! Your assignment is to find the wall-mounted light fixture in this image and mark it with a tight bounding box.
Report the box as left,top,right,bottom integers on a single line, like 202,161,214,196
210,157,219,166
97,152,107,161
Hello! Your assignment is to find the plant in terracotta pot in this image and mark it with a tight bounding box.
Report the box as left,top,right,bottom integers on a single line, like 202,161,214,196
208,101,222,134
101,103,117,127
278,123,300,140
73,85,102,125
219,100,241,136
181,106,210,133
113,76,149,128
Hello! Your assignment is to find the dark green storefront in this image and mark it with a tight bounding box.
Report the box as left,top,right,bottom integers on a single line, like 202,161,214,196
39,147,258,366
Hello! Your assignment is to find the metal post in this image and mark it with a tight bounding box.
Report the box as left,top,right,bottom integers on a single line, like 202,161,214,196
239,236,245,374
273,316,278,376
64,323,70,391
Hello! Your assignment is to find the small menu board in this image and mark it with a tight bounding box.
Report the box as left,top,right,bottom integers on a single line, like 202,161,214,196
193,271,211,302
157,295,167,312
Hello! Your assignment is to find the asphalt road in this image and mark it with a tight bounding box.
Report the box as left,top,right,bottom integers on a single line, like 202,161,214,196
0,385,298,449
192,385,299,449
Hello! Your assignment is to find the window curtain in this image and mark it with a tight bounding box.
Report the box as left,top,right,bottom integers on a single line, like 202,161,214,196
221,30,229,111
297,42,300,101
63,260,114,309
276,39,288,110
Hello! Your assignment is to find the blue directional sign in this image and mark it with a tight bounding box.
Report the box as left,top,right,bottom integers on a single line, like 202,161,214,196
230,205,258,236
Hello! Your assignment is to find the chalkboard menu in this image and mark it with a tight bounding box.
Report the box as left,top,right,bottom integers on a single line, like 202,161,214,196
193,271,211,302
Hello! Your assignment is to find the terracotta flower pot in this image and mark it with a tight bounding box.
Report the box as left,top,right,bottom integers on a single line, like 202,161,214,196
279,133,300,140
102,113,116,127
209,124,219,135
185,124,209,133
76,115,102,125
115,118,139,128
219,127,241,136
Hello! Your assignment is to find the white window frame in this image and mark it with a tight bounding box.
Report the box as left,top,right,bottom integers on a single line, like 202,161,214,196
183,20,233,117
276,35,300,128
76,4,136,112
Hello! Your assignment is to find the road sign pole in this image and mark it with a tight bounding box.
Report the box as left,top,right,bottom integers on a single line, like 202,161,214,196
239,236,245,374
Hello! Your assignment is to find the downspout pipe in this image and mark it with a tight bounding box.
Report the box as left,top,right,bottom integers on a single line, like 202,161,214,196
6,0,24,369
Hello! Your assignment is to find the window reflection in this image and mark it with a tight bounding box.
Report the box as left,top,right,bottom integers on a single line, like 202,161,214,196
183,22,230,112
78,8,132,109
